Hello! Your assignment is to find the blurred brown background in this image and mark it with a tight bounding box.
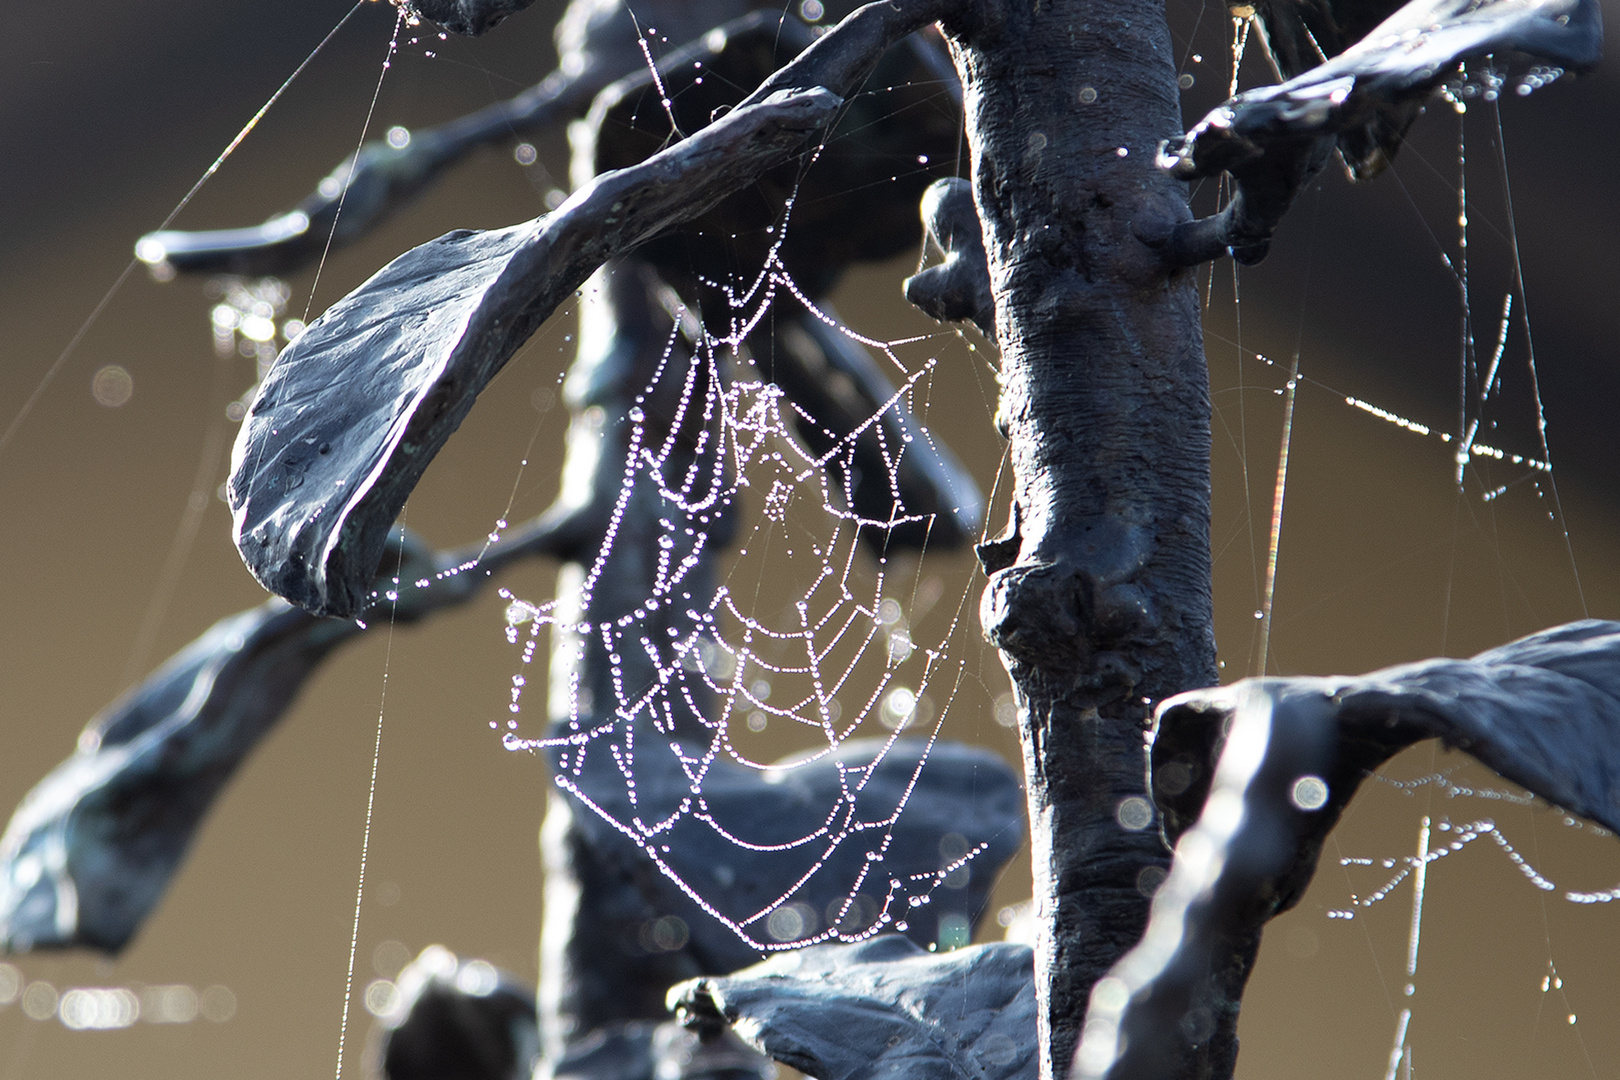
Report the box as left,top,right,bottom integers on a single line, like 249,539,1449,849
2,1,1620,1077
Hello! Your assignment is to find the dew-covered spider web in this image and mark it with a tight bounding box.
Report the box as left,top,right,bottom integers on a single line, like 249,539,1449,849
486,257,1002,952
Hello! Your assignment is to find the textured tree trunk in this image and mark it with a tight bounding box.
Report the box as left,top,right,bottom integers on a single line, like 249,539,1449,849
942,3,1220,1076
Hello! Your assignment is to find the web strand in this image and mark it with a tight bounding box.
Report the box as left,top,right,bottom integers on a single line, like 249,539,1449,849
0,2,366,465
1489,97,1586,615
304,4,407,322
1250,351,1298,678
334,526,405,1080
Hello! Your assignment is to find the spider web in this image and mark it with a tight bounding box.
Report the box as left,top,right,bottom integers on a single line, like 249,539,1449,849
489,253,995,951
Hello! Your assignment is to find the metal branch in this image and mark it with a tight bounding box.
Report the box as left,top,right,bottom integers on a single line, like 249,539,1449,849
135,0,957,279
903,177,996,341
136,0,762,277
136,73,600,277
941,2,1220,1073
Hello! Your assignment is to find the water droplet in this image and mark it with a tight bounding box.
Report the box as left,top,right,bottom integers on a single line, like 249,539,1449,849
1116,796,1154,831
1291,775,1329,811
92,365,134,408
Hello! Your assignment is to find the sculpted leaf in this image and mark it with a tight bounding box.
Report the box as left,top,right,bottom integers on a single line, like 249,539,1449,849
1155,0,1601,263
672,935,1035,1080
555,737,1025,971
228,88,841,617
0,602,345,953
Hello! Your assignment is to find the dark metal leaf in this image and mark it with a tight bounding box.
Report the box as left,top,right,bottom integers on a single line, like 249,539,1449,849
672,935,1035,1080
1074,619,1620,1080
0,523,570,955
1156,618,1620,841
228,87,843,617
1155,0,1602,264
553,736,1026,973
0,601,347,953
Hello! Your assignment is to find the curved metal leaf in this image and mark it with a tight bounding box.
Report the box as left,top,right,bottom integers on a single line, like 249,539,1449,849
0,522,570,955
553,736,1026,972
228,87,842,617
0,601,346,953
671,935,1036,1080
1155,618,1620,842
1075,619,1620,1080
1155,0,1601,264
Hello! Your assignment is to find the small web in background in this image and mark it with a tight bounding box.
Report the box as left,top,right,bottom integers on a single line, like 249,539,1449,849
1179,8,1615,1072
1319,763,1613,1078
1194,41,1588,680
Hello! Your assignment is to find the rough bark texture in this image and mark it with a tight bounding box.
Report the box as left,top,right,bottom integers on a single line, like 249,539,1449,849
942,3,1218,1077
